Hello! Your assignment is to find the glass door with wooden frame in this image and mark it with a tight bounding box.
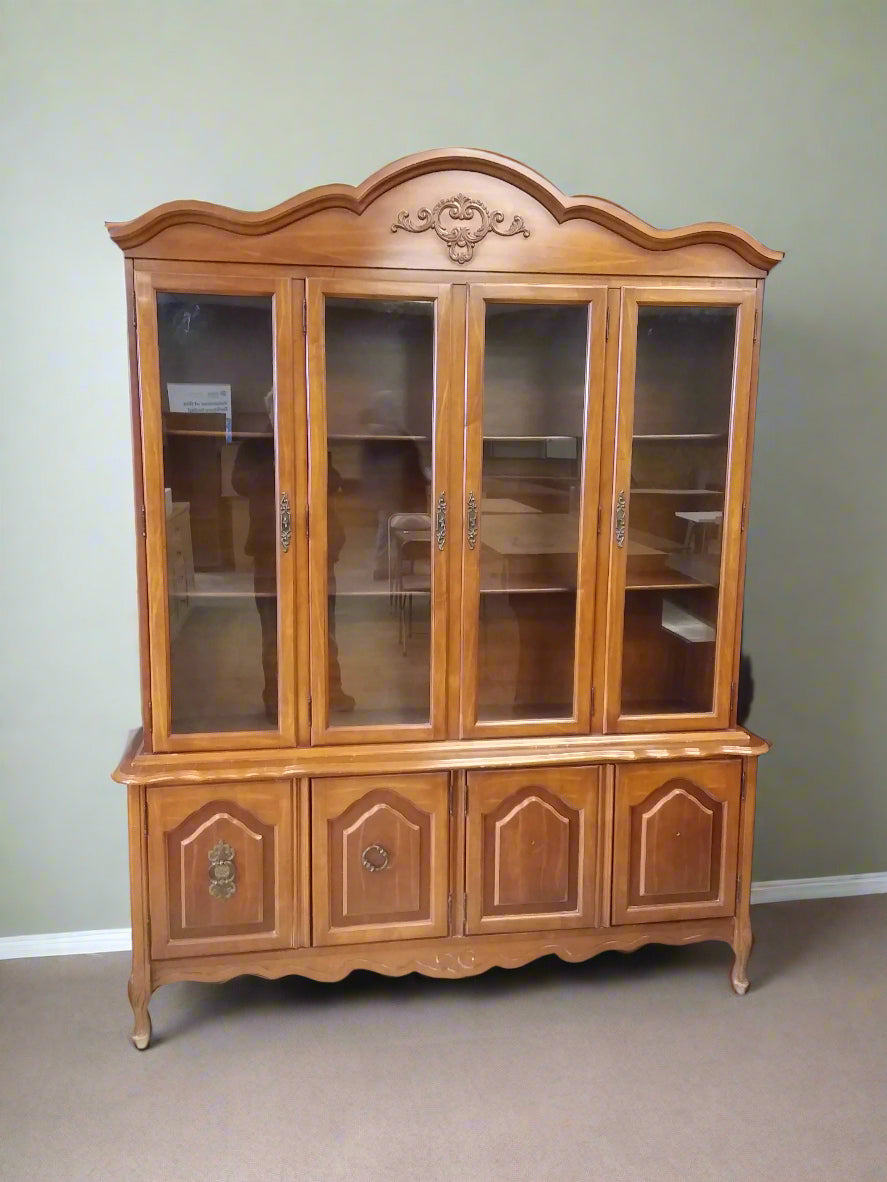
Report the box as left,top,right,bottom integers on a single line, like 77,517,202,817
460,285,607,738
606,286,757,732
306,280,453,744
134,272,300,752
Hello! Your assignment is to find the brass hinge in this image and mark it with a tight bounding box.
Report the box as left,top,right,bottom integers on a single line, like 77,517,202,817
740,503,747,532
463,895,468,927
448,778,453,815
307,694,312,727
591,686,596,716
132,303,137,330
140,506,146,538
740,765,747,802
146,913,151,945
302,299,307,335
753,309,758,344
731,680,737,715
605,306,611,341
464,784,468,814
143,809,148,839
305,505,309,538
447,892,453,930
735,873,742,906
596,504,602,534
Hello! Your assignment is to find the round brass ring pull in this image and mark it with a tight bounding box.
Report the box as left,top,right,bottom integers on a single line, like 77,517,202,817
361,844,390,872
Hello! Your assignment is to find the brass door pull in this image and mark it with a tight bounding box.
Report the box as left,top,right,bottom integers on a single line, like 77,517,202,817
615,490,626,548
280,492,292,552
361,844,390,872
208,840,236,899
467,491,478,549
436,492,447,550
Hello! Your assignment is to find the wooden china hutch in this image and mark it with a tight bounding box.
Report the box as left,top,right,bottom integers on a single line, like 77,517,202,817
109,149,782,1048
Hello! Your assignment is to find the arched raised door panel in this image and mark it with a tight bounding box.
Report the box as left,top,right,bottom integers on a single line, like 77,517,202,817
146,782,293,958
612,760,741,924
311,774,449,945
466,767,602,934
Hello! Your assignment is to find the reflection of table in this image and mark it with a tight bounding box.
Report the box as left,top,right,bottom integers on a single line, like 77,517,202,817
675,509,723,553
482,513,579,590
481,498,541,515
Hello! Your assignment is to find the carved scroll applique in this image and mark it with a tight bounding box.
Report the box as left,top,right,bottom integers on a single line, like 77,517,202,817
391,193,530,263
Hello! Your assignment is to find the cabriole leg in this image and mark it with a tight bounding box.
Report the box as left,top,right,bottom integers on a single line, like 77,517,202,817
128,972,152,1050
731,918,753,995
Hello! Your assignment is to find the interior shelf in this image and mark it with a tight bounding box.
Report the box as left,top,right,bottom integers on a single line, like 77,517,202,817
660,599,716,643
632,432,727,442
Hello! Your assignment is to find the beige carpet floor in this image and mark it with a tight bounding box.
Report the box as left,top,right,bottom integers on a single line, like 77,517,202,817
1,896,885,1181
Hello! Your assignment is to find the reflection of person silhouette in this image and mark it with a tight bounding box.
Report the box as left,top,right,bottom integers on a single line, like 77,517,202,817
361,438,430,578
231,391,353,722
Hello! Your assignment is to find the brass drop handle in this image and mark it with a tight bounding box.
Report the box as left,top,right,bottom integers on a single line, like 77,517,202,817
208,840,236,899
280,492,292,552
362,844,390,872
615,490,626,548
466,491,478,549
436,492,447,550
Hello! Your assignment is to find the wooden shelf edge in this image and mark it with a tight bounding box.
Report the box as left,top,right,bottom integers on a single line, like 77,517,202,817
150,917,735,987
112,727,770,786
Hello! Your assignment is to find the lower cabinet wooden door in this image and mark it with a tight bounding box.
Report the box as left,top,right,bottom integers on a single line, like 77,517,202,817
465,767,601,934
612,760,741,924
146,782,294,959
311,774,449,946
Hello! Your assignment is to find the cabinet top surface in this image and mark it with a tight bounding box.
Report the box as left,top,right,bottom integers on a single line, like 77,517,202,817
106,147,783,277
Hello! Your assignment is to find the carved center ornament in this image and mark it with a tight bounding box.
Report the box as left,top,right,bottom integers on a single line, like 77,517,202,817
391,193,530,263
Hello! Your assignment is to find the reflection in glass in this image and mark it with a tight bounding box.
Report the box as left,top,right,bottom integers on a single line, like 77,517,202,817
477,303,588,721
324,298,434,728
157,293,277,733
621,305,737,714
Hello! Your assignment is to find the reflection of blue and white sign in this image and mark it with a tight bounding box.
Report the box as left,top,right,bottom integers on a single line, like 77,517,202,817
167,383,232,442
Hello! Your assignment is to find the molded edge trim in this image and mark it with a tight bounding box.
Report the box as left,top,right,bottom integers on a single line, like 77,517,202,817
5,873,884,959
111,728,772,785
105,147,784,270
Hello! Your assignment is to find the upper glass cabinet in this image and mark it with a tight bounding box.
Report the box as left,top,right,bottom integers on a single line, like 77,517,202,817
135,274,297,751
306,280,452,744
461,285,607,737
607,287,757,731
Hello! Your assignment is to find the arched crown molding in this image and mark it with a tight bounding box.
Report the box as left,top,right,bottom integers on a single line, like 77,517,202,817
105,147,783,271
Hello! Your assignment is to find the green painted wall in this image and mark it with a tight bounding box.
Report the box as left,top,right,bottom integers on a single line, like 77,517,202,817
2,0,885,935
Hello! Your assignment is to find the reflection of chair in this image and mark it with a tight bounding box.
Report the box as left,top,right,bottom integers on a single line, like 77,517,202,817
387,513,431,654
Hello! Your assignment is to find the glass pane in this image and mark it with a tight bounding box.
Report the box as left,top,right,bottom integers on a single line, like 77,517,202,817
621,304,737,715
157,292,278,734
324,297,434,727
477,303,588,721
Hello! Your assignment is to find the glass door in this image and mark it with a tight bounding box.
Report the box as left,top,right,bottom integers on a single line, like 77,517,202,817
134,272,299,751
607,286,757,731
306,280,453,743
461,285,607,737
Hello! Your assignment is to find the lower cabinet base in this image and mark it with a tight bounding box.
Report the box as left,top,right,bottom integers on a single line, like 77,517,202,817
128,915,752,1049
121,742,764,1049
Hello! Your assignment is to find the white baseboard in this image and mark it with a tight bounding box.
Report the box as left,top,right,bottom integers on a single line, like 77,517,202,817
750,871,887,904
0,928,132,960
2,873,885,960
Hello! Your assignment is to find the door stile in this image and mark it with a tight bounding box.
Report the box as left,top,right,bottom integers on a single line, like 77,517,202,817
607,286,757,733
446,285,469,739
594,287,624,732
306,278,452,745
291,281,311,747
460,284,607,739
